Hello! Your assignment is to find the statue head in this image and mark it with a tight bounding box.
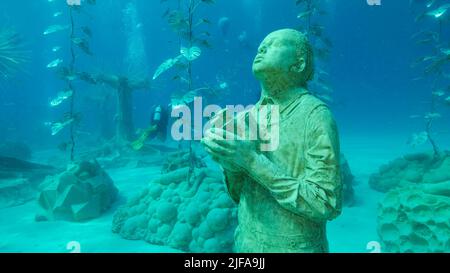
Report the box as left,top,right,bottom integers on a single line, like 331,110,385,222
252,29,314,87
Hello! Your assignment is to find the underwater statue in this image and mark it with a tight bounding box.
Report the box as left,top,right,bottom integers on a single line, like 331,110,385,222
75,71,150,143
202,29,342,253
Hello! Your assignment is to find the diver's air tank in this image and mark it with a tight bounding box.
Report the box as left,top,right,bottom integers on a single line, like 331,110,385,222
153,105,162,123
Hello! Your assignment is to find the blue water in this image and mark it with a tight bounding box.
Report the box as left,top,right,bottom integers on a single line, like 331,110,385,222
0,0,449,253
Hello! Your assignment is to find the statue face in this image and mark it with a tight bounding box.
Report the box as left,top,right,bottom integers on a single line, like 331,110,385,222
252,29,306,81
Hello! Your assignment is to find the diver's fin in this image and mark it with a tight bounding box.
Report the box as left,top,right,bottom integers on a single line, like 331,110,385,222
131,125,157,151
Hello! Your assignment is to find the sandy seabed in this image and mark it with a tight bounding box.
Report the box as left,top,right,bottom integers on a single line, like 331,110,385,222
0,133,447,253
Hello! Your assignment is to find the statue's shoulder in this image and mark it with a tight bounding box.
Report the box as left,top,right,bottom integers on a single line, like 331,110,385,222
294,93,330,116
302,93,329,108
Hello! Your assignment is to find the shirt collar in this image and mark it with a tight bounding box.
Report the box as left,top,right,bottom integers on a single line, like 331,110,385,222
258,88,309,112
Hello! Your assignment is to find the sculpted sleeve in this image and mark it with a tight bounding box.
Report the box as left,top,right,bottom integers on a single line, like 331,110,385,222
223,170,244,204
245,106,342,222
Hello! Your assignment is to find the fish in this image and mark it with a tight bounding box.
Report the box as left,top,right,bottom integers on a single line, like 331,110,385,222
410,55,436,67
445,96,450,105
152,56,183,80
52,46,61,52
410,30,438,41
50,89,73,107
56,67,78,82
53,11,63,17
71,37,84,45
416,38,433,45
424,57,447,75
197,18,211,25
167,10,188,32
424,112,441,120
72,37,92,55
153,46,202,80
180,46,202,61
43,24,69,35
317,69,330,76
219,82,228,89
407,131,428,147
432,89,445,97
297,10,313,20
440,48,450,56
50,117,75,136
46,58,63,68
171,89,198,108
65,74,77,81
426,4,450,18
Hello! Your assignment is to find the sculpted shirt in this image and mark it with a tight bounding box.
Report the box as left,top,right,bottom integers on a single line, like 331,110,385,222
224,90,342,253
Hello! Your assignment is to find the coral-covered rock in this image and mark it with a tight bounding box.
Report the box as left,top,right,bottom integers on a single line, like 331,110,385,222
0,141,32,160
0,157,55,209
377,188,450,252
36,160,118,222
369,151,450,192
112,166,238,252
0,178,35,208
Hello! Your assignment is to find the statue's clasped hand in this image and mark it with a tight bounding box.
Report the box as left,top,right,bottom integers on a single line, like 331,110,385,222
201,128,258,173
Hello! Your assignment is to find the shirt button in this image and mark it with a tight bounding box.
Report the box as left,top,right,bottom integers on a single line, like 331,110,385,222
289,240,297,248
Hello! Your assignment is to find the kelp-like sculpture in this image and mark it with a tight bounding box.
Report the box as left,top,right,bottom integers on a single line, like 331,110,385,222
0,27,28,80
156,0,215,181
62,0,151,145
156,0,215,107
294,1,357,206
294,0,334,104
372,1,450,252
45,0,96,161
408,0,450,159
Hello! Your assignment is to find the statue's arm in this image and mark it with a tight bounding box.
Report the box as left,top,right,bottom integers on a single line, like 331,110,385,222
131,79,150,90
223,170,244,204
245,106,342,222
78,72,119,88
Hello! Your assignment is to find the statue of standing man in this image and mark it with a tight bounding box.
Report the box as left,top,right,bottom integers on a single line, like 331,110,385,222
201,29,342,253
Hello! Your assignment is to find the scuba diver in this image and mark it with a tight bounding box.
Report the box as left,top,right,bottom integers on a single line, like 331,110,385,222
131,104,169,151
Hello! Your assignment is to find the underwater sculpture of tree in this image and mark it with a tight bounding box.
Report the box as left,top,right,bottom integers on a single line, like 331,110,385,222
63,0,151,146
46,1,95,161
155,0,214,96
409,1,450,159
294,0,334,103
0,27,28,81
155,0,215,181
